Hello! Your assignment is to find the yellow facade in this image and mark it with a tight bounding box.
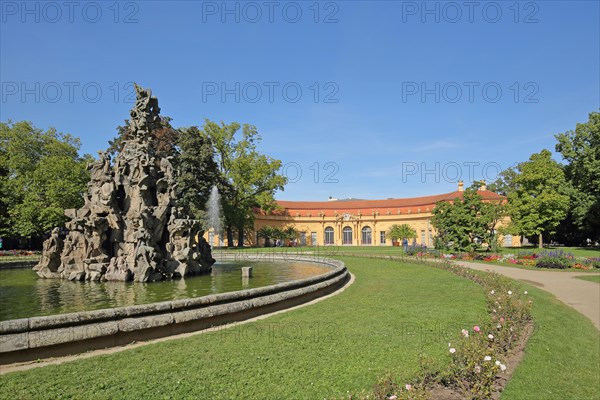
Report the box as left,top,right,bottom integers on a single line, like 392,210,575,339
204,183,521,248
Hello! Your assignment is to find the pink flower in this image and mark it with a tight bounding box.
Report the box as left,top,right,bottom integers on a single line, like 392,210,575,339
474,365,481,373
388,396,398,400
461,329,469,337
488,334,494,340
449,348,456,354
473,326,481,333
405,384,412,391
484,356,492,361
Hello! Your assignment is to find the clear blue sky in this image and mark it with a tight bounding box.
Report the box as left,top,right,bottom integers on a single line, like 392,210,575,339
2,1,598,201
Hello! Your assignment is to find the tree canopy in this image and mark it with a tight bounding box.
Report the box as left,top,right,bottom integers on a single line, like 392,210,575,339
386,224,417,242
0,121,92,238
505,149,570,248
555,111,600,242
201,120,287,247
173,126,222,224
431,183,505,252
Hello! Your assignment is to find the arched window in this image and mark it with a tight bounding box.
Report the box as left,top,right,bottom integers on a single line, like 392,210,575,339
343,226,353,245
324,227,335,245
361,226,372,245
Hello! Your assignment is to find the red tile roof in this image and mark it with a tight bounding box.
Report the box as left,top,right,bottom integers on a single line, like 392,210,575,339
260,190,505,217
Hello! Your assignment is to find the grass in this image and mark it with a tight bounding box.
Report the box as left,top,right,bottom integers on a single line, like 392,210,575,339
0,257,488,399
574,275,600,284
501,281,600,399
1,256,598,399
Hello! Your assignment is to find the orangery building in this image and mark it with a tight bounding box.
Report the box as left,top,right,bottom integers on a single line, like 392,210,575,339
205,181,520,248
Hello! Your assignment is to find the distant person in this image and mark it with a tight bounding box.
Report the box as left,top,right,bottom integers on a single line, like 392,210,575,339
402,238,408,252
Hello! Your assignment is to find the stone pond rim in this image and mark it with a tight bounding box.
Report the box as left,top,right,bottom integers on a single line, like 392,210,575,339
34,84,215,283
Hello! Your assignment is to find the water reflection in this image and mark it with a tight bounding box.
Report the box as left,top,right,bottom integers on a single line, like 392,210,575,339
0,261,329,321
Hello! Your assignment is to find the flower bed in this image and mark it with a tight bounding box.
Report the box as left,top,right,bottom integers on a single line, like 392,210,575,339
0,250,41,257
367,262,533,400
443,249,600,270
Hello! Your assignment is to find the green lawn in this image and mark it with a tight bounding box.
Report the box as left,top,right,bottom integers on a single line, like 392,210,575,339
1,256,598,399
501,282,600,399
0,258,487,399
574,275,600,284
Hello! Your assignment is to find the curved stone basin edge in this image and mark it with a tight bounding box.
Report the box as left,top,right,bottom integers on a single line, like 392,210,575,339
0,255,349,364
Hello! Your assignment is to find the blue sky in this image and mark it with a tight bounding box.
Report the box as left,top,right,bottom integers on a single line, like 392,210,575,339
1,1,598,201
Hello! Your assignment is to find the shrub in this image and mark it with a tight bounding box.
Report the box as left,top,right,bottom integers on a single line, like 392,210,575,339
572,263,592,270
534,250,574,269
585,257,600,269
519,259,536,267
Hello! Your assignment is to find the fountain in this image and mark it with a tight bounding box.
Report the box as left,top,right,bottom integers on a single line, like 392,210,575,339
206,185,223,240
33,84,215,282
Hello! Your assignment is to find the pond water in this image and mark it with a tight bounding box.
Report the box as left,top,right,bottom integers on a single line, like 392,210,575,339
0,261,330,321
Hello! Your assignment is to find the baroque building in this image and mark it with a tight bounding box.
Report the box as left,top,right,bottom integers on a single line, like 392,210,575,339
206,181,519,248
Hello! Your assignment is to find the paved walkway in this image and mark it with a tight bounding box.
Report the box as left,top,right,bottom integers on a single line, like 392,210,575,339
457,261,600,330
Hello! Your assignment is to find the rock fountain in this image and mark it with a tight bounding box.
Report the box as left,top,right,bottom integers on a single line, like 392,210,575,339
34,84,215,282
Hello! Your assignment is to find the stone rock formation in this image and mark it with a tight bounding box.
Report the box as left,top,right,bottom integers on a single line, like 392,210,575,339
33,228,63,279
34,84,215,282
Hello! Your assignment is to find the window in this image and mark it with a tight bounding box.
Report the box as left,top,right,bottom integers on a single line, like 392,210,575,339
380,231,386,245
324,227,335,245
361,227,372,245
299,232,307,246
208,232,214,246
343,226,353,245
421,230,426,246
311,232,317,246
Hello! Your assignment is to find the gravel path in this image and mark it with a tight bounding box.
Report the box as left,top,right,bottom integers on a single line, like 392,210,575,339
457,261,600,330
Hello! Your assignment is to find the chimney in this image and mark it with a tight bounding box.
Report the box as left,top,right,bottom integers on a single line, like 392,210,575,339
457,180,464,192
480,180,487,191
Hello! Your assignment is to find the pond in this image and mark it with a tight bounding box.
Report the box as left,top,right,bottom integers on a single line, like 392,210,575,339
0,261,330,321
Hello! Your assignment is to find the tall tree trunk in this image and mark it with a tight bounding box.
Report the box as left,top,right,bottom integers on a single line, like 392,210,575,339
237,227,244,248
226,226,234,247
538,233,543,249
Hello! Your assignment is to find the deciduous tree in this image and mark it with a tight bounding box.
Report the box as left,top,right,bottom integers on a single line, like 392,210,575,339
0,121,92,238
201,120,287,247
506,150,570,248
432,183,505,252
555,111,600,243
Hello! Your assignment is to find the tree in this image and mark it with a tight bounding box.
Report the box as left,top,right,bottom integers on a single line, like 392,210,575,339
555,111,600,243
506,150,570,248
487,166,518,196
431,183,505,252
386,224,416,243
201,120,287,247
173,126,222,223
107,116,178,158
257,226,276,247
0,121,92,238
282,226,299,245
